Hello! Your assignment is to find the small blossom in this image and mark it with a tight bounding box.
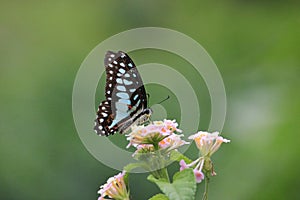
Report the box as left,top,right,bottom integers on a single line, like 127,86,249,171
97,171,129,200
159,134,189,151
179,159,188,171
162,119,182,133
182,131,230,180
188,131,230,157
179,158,205,183
193,169,205,183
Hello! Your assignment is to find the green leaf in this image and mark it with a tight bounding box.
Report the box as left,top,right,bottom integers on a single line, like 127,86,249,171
170,150,193,163
148,169,196,200
149,193,169,200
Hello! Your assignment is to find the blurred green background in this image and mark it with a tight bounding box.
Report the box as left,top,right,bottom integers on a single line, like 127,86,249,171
1,0,299,199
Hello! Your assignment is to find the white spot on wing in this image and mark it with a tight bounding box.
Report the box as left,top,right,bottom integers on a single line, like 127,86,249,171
124,73,130,78
102,113,108,117
124,79,133,85
133,94,139,100
116,92,130,99
119,68,125,74
119,99,131,105
136,99,141,105
116,78,123,84
120,63,125,67
117,85,126,91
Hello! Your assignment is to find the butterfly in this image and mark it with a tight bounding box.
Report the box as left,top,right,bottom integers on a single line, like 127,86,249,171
94,51,152,136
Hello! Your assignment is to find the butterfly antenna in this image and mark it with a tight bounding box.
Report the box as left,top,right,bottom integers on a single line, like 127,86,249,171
156,95,170,104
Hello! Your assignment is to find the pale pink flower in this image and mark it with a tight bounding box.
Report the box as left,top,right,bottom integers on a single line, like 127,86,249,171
181,131,230,180
159,134,189,151
193,169,205,183
162,119,182,133
179,159,189,171
126,119,182,148
97,171,129,200
188,131,230,157
179,158,205,183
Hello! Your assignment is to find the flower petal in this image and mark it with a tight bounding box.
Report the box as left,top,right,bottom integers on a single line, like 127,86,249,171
193,169,205,183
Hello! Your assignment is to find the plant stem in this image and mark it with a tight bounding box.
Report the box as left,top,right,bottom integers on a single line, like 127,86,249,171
151,144,170,182
159,167,170,181
202,175,210,200
157,149,170,182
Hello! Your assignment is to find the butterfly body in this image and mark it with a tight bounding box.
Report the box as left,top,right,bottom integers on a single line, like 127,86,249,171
94,51,151,136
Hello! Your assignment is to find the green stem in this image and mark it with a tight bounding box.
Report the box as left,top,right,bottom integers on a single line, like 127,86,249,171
151,167,169,182
202,175,210,200
151,169,161,179
153,142,159,151
157,148,170,182
151,144,170,182
159,167,170,181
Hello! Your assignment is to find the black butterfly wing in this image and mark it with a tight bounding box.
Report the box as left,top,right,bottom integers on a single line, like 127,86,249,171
94,51,148,136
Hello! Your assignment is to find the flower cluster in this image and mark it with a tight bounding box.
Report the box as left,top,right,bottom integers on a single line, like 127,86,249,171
97,171,129,200
126,119,187,152
132,133,189,157
189,131,230,157
126,119,188,175
180,131,230,183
